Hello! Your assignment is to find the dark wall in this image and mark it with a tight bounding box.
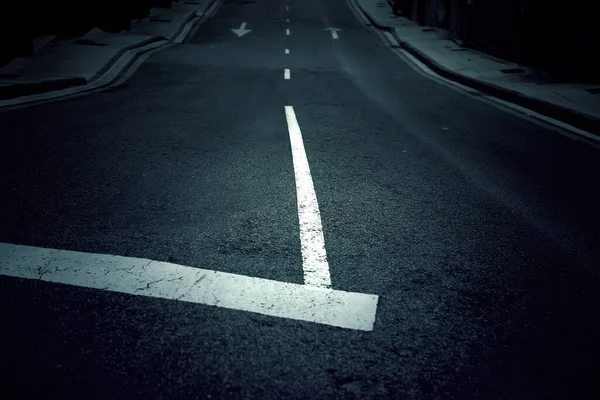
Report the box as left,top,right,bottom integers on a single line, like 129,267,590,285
547,0,600,82
448,0,468,43
466,0,523,61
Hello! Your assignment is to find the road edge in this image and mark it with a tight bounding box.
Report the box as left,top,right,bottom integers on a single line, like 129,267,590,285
348,0,600,136
0,0,219,106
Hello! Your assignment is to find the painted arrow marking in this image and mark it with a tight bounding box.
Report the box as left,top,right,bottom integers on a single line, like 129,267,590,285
232,22,252,37
324,27,342,39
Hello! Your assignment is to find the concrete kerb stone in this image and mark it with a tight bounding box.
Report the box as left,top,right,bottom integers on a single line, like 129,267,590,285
350,0,600,136
90,35,166,83
352,0,394,31
0,35,164,101
168,8,197,41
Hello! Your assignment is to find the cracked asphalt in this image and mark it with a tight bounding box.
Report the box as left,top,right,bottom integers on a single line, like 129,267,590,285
1,0,599,398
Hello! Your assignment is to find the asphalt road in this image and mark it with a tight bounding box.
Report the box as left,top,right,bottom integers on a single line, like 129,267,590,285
1,0,599,398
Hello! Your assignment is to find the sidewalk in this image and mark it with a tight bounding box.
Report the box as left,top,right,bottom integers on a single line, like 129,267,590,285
353,0,600,135
0,0,216,103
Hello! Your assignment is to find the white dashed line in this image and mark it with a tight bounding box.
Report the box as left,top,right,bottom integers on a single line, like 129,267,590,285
284,106,332,288
0,243,378,331
285,48,290,54
284,69,290,79
286,28,290,35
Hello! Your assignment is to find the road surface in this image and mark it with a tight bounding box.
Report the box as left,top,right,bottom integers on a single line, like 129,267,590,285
1,0,599,398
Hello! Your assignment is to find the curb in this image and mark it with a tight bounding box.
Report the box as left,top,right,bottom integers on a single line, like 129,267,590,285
351,0,600,135
398,38,600,135
168,8,198,42
0,37,165,102
90,35,167,83
357,3,393,32
0,0,217,102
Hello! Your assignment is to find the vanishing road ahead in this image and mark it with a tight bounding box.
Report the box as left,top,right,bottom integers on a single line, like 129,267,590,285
1,0,599,398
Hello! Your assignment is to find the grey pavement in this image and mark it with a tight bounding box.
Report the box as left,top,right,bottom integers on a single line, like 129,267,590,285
355,0,600,134
1,0,600,399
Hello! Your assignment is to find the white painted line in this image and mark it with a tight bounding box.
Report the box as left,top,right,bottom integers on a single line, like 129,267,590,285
324,27,341,39
286,18,290,23
286,5,289,11
285,48,290,54
286,28,290,35
284,69,291,79
284,106,332,288
0,243,378,331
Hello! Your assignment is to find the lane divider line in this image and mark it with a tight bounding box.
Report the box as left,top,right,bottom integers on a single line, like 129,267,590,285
286,28,290,35
284,69,291,79
284,106,332,288
285,48,290,54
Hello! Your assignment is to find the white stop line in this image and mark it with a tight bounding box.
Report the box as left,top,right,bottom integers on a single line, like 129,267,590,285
0,243,378,331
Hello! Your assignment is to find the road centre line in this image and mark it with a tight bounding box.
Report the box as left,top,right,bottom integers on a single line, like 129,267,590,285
284,106,332,288
284,69,290,79
286,28,290,35
0,243,378,331
285,48,290,54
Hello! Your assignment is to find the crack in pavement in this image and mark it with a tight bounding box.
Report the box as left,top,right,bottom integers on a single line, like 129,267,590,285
135,278,165,292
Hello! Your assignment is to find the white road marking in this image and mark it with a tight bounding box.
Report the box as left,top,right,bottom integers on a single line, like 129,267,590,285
324,27,341,39
284,69,290,79
0,243,378,331
285,48,290,54
286,28,290,35
231,21,252,37
286,5,289,11
284,106,332,288
286,18,290,23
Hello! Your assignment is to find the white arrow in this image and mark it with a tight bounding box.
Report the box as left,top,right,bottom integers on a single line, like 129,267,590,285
232,22,252,37
324,27,341,39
